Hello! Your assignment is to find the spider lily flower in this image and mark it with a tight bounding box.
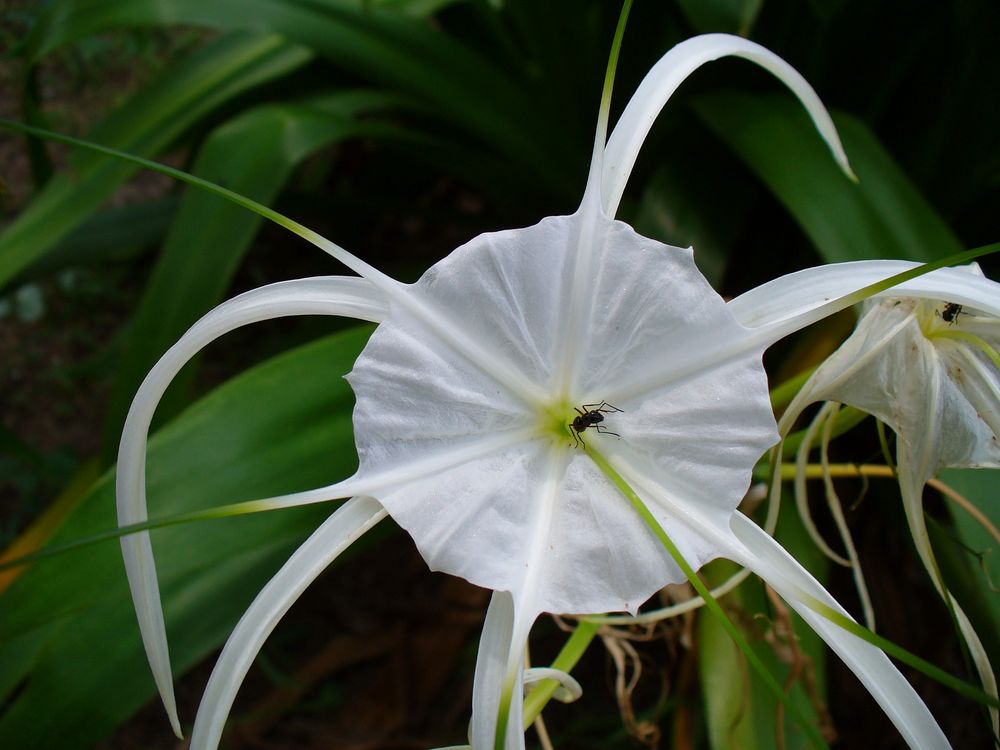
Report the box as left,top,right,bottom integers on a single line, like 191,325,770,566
117,34,957,750
774,262,1000,730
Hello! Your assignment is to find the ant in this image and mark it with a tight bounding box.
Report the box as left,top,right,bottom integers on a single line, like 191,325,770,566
940,302,963,324
569,401,623,448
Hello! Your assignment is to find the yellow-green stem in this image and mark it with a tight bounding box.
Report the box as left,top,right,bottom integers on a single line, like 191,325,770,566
587,448,827,749
522,620,600,727
795,591,1000,710
494,673,516,750
806,243,1000,320
0,496,329,571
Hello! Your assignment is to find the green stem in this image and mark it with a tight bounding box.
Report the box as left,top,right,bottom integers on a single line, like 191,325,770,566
811,244,1000,320
795,591,1000,709
587,449,828,749
522,620,600,727
0,118,384,283
0,119,299,235
495,673,515,750
600,0,634,125
0,496,336,571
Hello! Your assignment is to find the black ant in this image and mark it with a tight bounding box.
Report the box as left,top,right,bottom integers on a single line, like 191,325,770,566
569,401,623,448
940,302,963,324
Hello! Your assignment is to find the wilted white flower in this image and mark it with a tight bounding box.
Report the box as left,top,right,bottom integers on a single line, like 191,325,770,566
777,262,1000,731
117,34,961,750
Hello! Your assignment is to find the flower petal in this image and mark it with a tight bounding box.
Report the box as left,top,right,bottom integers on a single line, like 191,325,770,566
471,591,516,750
523,668,582,703
348,211,777,614
788,303,1000,472
596,457,950,748
189,496,386,750
895,440,1000,736
771,267,999,732
728,261,1000,345
116,276,387,734
603,33,852,217
946,343,1000,450
729,512,951,750
471,590,530,750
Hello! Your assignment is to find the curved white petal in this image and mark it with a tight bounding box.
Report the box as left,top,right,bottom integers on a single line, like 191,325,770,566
471,591,524,750
599,455,950,748
729,261,1000,346
770,269,999,730
471,591,514,748
603,33,851,217
896,442,1000,735
793,403,851,566
208,427,537,521
728,513,951,750
116,276,387,734
523,668,582,703
947,343,1000,449
190,496,386,750
471,451,562,750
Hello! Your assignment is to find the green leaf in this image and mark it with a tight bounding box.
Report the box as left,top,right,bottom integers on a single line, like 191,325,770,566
0,32,312,291
632,161,758,289
99,90,411,461
700,508,830,750
937,469,1000,673
14,197,178,283
694,92,963,263
23,0,576,197
0,325,374,748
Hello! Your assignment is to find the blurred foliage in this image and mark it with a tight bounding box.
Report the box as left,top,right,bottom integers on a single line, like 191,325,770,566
0,0,997,747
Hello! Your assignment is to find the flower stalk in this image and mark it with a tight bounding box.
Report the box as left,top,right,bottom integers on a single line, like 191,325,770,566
587,446,829,748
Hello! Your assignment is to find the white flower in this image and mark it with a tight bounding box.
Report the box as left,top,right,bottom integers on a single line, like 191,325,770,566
777,262,1000,731
783,264,1000,478
117,34,960,750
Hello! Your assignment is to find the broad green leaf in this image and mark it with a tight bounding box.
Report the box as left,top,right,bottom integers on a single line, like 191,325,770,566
632,159,758,289
0,325,374,748
14,198,177,283
700,507,829,749
99,90,411,461
695,92,963,263
0,32,312,290
23,0,576,197
937,469,1000,672
675,0,763,35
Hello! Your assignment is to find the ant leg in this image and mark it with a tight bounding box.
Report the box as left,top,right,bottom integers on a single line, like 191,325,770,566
595,425,621,439
569,426,585,448
583,401,623,414
583,401,618,413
